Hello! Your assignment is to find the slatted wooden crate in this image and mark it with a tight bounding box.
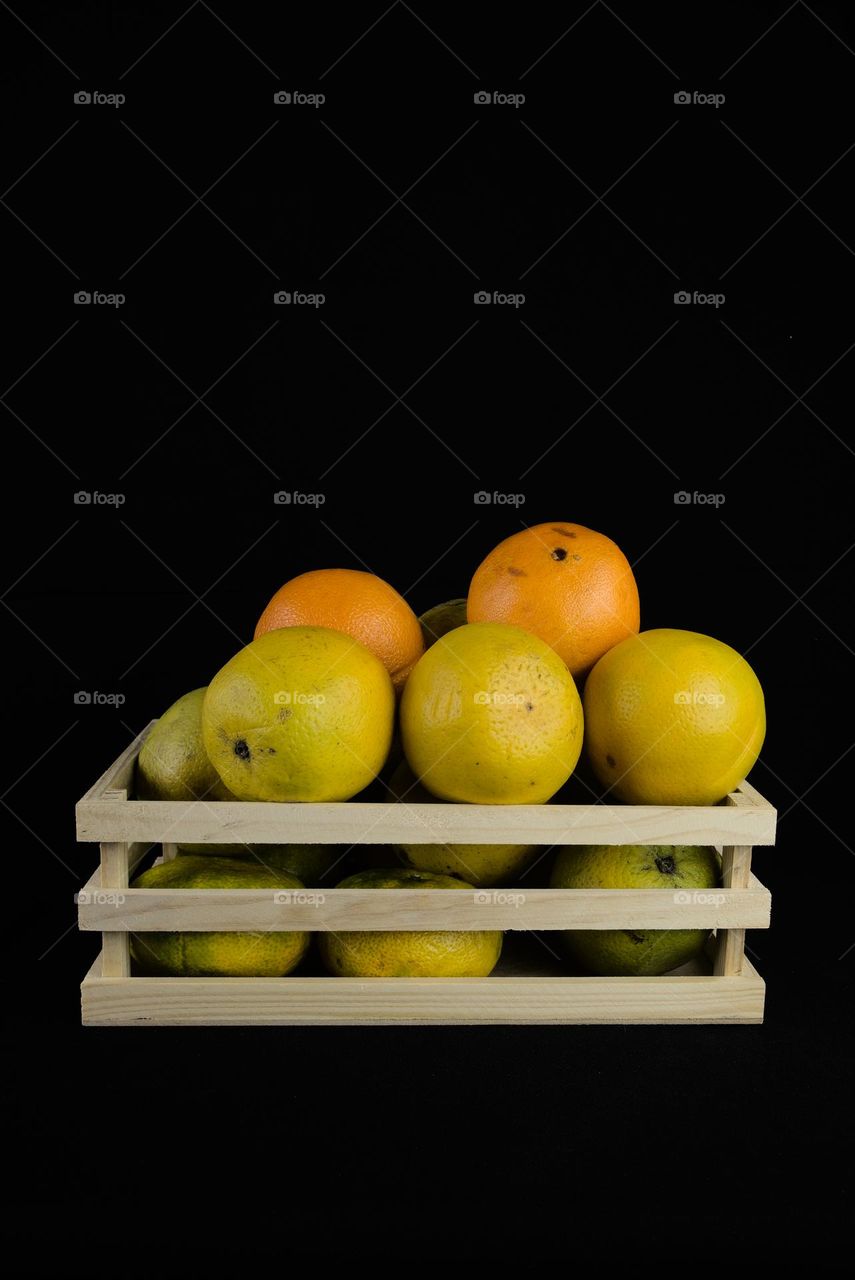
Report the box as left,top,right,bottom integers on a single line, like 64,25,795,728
75,723,776,1025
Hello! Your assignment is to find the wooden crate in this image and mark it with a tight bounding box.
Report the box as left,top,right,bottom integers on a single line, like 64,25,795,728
75,723,776,1025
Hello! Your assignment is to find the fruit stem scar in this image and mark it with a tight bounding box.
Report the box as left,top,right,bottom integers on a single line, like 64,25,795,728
234,739,251,761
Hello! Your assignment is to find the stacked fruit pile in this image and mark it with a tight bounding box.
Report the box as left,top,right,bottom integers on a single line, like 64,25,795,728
132,522,766,980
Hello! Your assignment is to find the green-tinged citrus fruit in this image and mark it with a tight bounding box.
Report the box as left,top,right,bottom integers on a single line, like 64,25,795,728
136,688,235,802
177,843,345,886
418,598,468,650
550,843,719,975
130,856,309,976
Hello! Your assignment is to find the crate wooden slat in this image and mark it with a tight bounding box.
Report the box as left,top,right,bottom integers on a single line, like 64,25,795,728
77,880,772,932
80,951,767,1026
75,724,776,1026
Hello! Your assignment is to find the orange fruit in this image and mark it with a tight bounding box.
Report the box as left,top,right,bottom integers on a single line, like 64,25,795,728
254,569,424,692
467,522,640,679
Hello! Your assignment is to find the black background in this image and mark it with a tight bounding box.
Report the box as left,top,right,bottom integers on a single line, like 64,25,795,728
3,1,853,1270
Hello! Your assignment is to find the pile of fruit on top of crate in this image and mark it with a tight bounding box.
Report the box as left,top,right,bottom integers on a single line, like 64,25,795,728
98,520,768,985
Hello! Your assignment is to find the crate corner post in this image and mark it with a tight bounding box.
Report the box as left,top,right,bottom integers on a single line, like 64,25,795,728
99,788,131,979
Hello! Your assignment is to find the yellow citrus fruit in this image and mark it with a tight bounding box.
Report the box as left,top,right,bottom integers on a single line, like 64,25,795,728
550,843,719,975
130,856,309,976
202,626,395,801
387,761,539,886
400,621,583,804
318,868,502,977
584,628,766,805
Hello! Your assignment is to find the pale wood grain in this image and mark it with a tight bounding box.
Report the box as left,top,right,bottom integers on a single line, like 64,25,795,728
76,797,777,846
713,788,758,977
99,843,130,978
77,722,153,804
76,879,772,933
733,777,776,810
714,845,753,976
80,958,766,1025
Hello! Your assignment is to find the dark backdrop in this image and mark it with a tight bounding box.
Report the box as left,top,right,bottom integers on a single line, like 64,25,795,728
3,1,853,1270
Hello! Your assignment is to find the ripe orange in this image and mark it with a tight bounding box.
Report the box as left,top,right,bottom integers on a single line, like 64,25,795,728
254,569,424,692
467,522,640,680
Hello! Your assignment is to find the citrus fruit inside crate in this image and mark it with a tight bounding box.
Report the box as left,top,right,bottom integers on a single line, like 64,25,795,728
75,723,776,1026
